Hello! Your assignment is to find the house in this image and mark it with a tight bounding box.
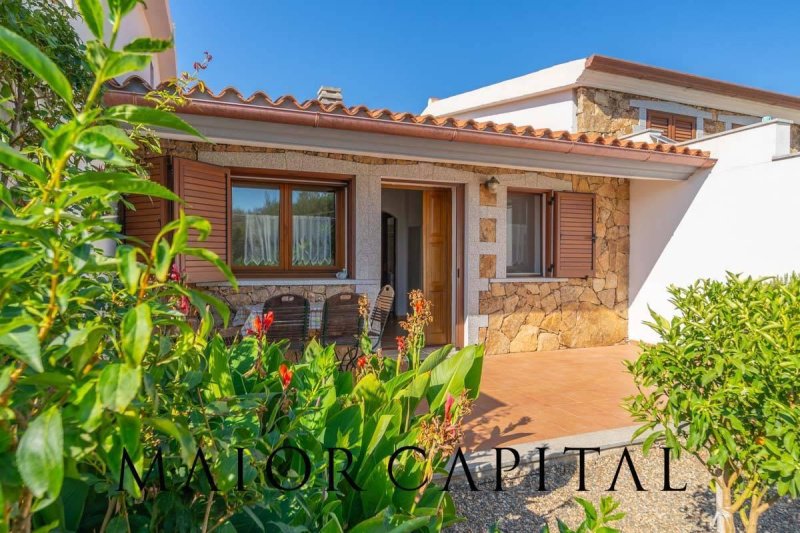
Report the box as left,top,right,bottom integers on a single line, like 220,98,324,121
109,54,800,354
423,55,800,150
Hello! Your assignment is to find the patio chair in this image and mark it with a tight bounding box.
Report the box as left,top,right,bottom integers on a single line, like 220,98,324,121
321,292,363,370
368,285,395,351
263,294,310,351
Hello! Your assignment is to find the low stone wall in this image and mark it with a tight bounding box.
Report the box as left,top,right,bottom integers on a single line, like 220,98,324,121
479,279,627,353
203,283,355,313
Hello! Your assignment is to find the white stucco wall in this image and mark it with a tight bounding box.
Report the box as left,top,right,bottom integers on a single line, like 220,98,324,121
629,120,800,342
443,90,576,131
66,0,176,85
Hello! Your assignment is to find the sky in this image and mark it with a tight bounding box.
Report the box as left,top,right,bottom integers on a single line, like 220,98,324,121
171,1,800,114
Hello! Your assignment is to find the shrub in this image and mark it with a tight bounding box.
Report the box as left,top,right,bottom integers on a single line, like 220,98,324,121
540,496,625,533
0,1,483,531
0,0,92,149
626,273,800,533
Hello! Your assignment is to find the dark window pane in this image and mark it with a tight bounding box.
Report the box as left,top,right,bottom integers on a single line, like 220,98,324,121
292,189,336,267
231,185,280,266
506,192,542,275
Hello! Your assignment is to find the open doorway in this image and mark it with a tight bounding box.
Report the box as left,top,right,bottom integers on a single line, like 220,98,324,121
381,185,452,347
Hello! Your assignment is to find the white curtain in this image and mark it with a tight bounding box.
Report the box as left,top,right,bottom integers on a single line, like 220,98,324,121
243,214,279,265
242,214,332,266
293,215,332,266
507,223,528,267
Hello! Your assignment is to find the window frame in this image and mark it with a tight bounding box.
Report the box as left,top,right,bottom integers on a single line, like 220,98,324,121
505,187,553,278
229,168,354,278
646,110,697,140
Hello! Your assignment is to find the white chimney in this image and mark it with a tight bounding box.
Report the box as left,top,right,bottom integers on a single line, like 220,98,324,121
317,86,343,105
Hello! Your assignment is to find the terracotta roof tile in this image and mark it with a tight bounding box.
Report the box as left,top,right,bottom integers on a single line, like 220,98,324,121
107,76,711,159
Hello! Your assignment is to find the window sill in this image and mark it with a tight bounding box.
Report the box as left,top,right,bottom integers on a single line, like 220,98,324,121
197,278,366,288
489,277,568,284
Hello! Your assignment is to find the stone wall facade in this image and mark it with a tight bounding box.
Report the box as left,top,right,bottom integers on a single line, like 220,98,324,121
576,87,762,136
155,139,630,354
477,175,629,355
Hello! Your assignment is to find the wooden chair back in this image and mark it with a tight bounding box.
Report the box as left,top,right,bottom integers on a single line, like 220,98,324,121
368,285,395,348
263,294,310,350
321,292,362,347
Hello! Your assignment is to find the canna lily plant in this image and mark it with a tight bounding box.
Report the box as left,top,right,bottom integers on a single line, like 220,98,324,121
0,1,485,530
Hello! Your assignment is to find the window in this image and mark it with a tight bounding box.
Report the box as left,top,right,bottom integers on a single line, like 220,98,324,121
506,191,545,276
647,110,696,141
231,177,347,275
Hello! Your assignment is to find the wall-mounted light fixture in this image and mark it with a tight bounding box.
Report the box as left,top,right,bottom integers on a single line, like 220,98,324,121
485,176,500,192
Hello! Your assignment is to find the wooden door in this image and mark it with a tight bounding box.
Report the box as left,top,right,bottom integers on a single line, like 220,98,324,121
422,189,452,345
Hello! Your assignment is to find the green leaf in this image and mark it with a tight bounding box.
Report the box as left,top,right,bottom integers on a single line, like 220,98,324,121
426,344,482,410
105,105,206,139
153,240,171,282
205,337,235,400
68,171,180,202
418,344,453,373
0,26,73,104
116,245,141,295
641,431,662,455
75,131,132,165
102,51,151,81
123,37,173,53
146,418,197,466
0,310,42,372
556,519,574,533
0,142,46,182
121,304,152,366
76,0,104,39
17,407,63,503
184,247,237,289
574,497,597,524
98,364,142,412
84,125,137,150
108,0,139,17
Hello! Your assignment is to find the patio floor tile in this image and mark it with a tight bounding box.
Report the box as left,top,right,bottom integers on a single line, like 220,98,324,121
461,344,641,450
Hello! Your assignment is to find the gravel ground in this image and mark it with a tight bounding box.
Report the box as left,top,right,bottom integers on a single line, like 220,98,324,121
448,445,799,532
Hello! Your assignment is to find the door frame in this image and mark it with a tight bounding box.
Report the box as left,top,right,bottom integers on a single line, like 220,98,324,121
381,179,465,347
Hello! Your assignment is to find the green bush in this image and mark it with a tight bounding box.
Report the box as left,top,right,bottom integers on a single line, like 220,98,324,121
626,273,800,533
0,1,483,531
540,496,624,533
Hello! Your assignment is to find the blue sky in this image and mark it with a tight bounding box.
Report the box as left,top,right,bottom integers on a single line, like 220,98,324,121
172,1,800,114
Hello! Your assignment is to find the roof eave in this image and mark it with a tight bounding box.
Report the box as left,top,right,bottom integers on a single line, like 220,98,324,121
584,54,800,111
105,89,715,173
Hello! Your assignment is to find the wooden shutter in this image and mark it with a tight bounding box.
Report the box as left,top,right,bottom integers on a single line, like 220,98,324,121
172,158,231,283
673,117,695,142
646,112,671,136
554,191,595,278
122,156,170,249
647,110,696,141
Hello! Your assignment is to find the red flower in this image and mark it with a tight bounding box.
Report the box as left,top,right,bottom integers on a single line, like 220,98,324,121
247,311,274,340
178,295,190,315
414,299,424,315
357,356,368,369
169,263,183,282
444,393,455,426
396,336,406,354
263,311,274,331
278,364,293,390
